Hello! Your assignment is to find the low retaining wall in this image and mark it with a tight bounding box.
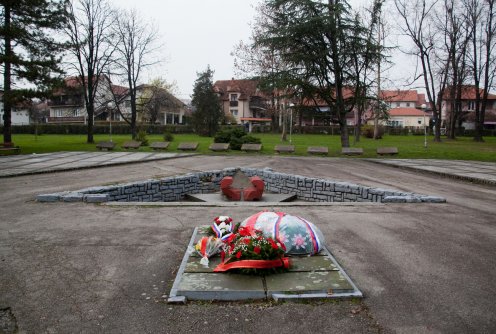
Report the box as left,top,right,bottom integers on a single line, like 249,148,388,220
37,167,446,204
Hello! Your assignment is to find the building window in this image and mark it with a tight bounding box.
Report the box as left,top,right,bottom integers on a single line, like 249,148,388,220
418,118,423,125
230,109,238,116
387,120,403,127
396,102,401,107
230,94,238,101
125,100,131,108
406,102,410,107
468,100,475,111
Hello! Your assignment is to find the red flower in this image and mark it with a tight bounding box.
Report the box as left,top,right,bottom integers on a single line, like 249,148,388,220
226,234,236,244
253,246,261,254
243,238,251,245
239,227,252,237
236,251,242,259
269,239,278,250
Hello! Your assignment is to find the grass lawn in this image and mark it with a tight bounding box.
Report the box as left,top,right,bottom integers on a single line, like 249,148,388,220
2,133,496,162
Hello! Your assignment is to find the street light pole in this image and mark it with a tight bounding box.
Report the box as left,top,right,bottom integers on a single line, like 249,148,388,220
289,103,294,144
421,103,427,148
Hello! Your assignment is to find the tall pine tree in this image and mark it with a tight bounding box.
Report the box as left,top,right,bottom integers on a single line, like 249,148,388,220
191,66,223,136
1,0,66,146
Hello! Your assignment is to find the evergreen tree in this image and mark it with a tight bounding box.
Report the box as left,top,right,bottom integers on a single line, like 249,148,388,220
191,66,223,136
255,0,383,148
1,0,66,146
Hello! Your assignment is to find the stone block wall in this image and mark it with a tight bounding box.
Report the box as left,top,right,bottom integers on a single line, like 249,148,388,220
36,167,445,204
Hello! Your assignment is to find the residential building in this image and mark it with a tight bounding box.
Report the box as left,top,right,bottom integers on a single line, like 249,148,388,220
440,86,496,129
387,107,431,128
380,90,426,109
0,91,32,125
48,76,111,123
48,77,187,125
213,79,271,131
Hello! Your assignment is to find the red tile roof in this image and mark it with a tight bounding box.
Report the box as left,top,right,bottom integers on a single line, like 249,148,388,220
389,107,430,116
111,84,128,96
442,86,496,100
381,90,420,102
214,79,261,101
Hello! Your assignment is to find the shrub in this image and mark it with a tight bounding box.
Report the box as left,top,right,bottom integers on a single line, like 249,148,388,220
135,129,149,146
361,124,384,138
213,127,244,143
213,127,261,150
163,131,174,142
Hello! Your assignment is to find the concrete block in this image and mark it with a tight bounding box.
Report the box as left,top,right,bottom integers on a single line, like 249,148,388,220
84,194,109,203
62,193,84,202
36,194,61,202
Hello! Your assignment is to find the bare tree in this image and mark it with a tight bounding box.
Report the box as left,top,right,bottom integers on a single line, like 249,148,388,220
395,0,449,142
112,8,159,139
438,0,471,139
65,0,116,143
464,0,496,142
232,3,292,135
139,78,181,125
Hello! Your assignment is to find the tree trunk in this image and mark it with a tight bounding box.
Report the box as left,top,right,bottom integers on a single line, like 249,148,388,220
130,91,137,139
281,106,287,141
2,4,13,146
340,119,349,147
86,103,94,143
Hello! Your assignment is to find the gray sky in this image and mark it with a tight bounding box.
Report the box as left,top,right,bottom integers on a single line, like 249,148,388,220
112,0,261,100
112,0,417,100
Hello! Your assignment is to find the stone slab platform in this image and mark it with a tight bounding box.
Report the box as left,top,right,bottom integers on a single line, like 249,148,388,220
168,226,362,303
185,192,297,203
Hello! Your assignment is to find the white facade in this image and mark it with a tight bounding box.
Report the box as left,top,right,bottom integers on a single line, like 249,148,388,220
0,101,31,125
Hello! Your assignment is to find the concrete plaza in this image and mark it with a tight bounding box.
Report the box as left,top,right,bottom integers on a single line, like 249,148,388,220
0,155,495,333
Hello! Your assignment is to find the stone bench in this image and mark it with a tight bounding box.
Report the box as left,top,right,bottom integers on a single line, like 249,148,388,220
377,147,398,155
241,143,262,152
307,146,328,155
0,146,21,155
0,146,20,155
341,147,363,156
96,141,116,151
209,143,230,152
122,140,142,149
150,142,170,150
177,142,199,151
274,145,295,154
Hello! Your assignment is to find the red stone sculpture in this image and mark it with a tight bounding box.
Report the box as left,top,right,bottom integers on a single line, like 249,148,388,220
220,171,264,201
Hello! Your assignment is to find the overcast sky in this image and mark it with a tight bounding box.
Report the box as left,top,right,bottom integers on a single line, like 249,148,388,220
111,0,418,100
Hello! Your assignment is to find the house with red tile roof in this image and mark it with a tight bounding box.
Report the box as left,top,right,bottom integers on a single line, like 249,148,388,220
48,76,113,123
380,90,426,109
387,107,431,128
441,86,496,129
213,79,272,130
48,77,187,125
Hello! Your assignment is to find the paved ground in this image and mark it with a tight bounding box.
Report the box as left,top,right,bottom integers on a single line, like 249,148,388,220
368,159,496,186
1,155,495,333
0,151,194,177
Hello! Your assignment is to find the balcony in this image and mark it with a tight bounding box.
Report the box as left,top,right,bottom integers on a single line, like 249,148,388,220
48,97,84,107
229,100,238,107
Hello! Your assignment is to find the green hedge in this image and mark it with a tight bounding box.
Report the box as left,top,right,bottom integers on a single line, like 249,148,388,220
1,123,194,135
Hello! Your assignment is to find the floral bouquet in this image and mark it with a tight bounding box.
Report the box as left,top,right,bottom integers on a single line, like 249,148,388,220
210,216,235,241
213,226,290,275
192,236,224,267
